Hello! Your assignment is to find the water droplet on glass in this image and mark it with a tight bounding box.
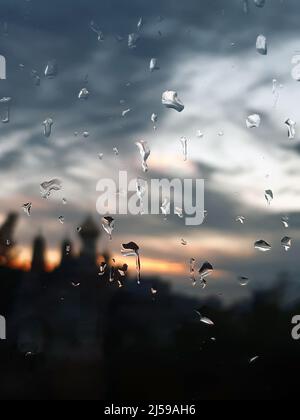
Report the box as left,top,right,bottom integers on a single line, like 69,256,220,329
22,203,32,216
58,216,65,225
102,216,115,240
90,21,104,42
238,276,249,286
249,356,259,364
136,178,147,214
71,282,80,288
218,131,224,137
254,0,265,7
254,239,271,252
113,147,119,156
199,262,213,281
180,137,188,162
151,287,158,296
281,236,292,251
197,130,204,138
98,262,107,276
195,311,214,326
31,70,41,86
181,239,188,246
121,242,141,284
151,113,158,129
78,88,90,100
235,216,246,224
98,153,104,160
83,131,90,138
42,118,53,138
45,60,58,78
175,207,183,218
265,189,273,205
243,0,249,14
128,33,140,49
150,58,159,72
285,119,296,139
281,216,289,228
161,198,170,216
40,179,62,199
0,97,11,123
76,226,82,233
136,140,150,172
162,90,184,112
256,35,267,55
122,108,131,118
190,258,196,286
137,17,143,31
246,114,261,128
62,198,67,205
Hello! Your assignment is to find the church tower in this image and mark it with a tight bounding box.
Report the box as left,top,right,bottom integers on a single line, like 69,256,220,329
78,216,100,264
31,234,46,273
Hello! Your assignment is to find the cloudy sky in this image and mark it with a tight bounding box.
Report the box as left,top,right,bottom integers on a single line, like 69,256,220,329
0,0,300,304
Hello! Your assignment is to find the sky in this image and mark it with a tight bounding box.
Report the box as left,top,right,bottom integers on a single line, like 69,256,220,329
0,0,300,304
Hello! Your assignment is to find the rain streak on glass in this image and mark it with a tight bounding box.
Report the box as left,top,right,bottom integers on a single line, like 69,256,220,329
195,311,215,326
136,178,147,214
285,119,296,139
102,216,115,240
42,118,53,138
190,258,196,286
256,35,267,55
162,91,185,112
40,179,62,199
90,20,104,42
254,239,272,252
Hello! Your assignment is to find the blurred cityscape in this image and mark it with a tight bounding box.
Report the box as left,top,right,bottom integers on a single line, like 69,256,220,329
0,212,300,400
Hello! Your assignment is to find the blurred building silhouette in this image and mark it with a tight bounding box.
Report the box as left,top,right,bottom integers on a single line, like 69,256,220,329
31,234,46,273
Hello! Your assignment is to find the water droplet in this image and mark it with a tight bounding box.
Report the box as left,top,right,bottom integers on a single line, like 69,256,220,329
58,216,65,225
22,203,32,216
254,0,265,7
98,153,104,160
161,198,170,216
265,189,273,205
246,114,261,128
150,58,159,72
31,70,41,86
113,147,119,156
62,198,67,205
281,236,292,251
249,356,259,364
197,130,204,138
254,239,271,252
76,227,82,233
291,55,300,81
90,21,104,42
45,60,58,78
128,33,140,49
181,239,188,246
98,262,107,276
256,35,267,55
151,113,158,128
83,131,90,138
40,179,62,199
151,287,158,296
136,178,147,214
190,258,196,286
121,242,141,284
42,118,53,138
218,131,224,137
122,108,131,117
235,216,246,224
175,207,183,218
162,90,184,112
102,216,115,240
199,262,213,281
195,311,214,326
136,140,150,172
281,216,289,228
238,276,249,286
0,97,11,123
137,17,143,31
78,88,90,100
285,119,296,139
71,282,80,288
180,137,188,162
